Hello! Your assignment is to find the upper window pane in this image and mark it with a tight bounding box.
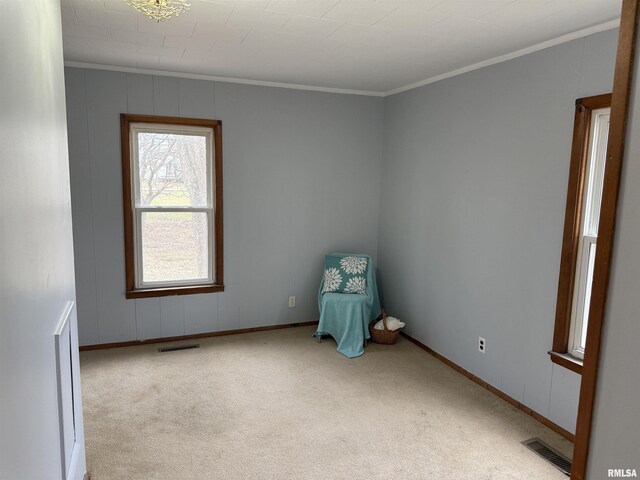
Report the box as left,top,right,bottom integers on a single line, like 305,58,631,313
135,130,210,208
583,110,610,237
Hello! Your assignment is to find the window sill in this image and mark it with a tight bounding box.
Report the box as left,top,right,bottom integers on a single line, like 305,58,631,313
126,284,224,299
548,350,583,375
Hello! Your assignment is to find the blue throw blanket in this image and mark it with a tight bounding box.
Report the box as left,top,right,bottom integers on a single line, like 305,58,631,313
316,253,381,358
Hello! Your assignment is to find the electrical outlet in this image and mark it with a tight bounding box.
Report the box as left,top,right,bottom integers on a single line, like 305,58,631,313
478,337,486,353
288,296,296,308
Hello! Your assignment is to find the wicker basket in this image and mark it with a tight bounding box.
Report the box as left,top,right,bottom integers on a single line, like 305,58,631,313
369,309,400,345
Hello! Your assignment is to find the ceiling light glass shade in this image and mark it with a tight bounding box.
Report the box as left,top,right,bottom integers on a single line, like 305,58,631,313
125,0,191,22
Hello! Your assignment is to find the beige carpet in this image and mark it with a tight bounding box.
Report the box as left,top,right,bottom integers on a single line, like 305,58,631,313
81,326,573,480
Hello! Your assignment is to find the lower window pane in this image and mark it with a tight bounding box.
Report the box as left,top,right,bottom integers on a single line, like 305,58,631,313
580,242,597,350
140,211,210,284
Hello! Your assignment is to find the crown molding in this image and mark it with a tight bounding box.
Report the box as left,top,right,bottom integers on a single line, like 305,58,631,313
62,61,386,97
385,19,620,96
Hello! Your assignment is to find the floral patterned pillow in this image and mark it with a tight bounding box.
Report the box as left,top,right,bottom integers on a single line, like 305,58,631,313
322,255,368,294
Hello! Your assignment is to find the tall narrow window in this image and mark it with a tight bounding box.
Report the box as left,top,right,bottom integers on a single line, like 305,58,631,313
121,115,223,298
568,108,609,359
551,94,610,372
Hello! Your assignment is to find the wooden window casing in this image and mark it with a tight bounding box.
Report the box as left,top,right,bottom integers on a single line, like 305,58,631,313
120,114,224,299
550,94,611,374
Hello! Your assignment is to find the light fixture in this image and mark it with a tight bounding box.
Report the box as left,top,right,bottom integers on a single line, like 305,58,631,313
124,0,191,22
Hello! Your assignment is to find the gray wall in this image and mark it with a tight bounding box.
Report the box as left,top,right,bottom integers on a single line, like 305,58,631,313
377,29,619,434
587,30,640,478
65,67,384,346
0,1,86,479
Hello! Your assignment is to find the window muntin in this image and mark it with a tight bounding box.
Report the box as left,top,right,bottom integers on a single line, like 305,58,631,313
121,115,223,298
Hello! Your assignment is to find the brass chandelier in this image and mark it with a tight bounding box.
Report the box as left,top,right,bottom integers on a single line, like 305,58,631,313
124,0,191,22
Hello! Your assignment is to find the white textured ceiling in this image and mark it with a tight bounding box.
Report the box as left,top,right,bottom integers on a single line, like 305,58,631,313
61,0,622,95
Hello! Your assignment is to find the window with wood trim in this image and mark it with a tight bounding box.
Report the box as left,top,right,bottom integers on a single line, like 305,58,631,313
550,94,611,373
121,114,223,299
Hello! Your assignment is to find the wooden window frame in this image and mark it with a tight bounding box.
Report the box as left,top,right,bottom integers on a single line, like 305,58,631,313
549,93,612,375
120,114,224,299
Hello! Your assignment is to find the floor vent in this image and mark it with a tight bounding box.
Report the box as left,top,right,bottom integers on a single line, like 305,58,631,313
522,438,571,476
158,344,200,353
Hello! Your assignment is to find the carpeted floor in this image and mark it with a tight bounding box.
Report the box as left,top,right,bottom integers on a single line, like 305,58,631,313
80,326,573,480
